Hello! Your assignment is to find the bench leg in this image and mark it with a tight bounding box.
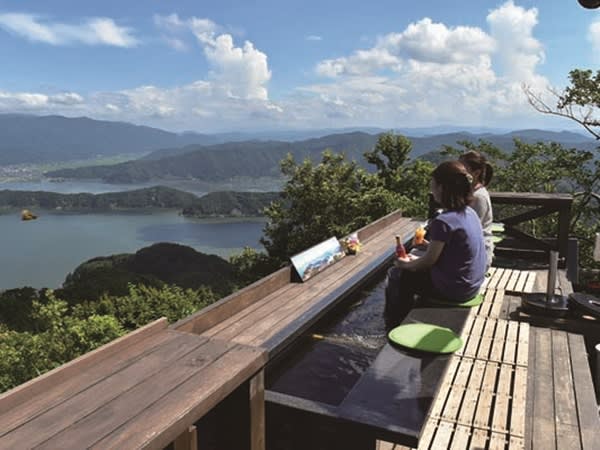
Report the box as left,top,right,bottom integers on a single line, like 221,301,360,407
174,425,198,450
250,370,265,450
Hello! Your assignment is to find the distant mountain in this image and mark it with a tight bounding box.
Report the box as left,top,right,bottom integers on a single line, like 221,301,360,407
182,191,280,217
45,129,597,184
0,186,199,210
0,114,220,165
0,186,280,218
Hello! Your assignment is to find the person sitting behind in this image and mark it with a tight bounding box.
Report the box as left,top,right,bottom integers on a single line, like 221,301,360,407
459,151,494,269
384,160,486,328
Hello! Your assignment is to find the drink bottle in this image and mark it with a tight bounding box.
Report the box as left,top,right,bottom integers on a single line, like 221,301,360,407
395,235,407,258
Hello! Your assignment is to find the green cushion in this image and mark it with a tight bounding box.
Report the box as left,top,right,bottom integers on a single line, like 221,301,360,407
427,293,484,308
388,323,463,353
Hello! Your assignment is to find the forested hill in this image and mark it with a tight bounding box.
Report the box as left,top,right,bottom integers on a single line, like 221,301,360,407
0,186,278,216
45,129,596,183
0,114,218,165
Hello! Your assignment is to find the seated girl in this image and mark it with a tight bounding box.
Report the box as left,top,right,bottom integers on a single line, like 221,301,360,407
459,151,495,269
384,160,486,328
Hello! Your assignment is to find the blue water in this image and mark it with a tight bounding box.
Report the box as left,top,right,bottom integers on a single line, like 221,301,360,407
0,211,266,290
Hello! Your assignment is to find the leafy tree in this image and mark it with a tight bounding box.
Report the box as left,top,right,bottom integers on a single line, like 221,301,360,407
261,150,404,263
71,284,217,330
229,247,280,285
524,69,599,140
0,295,124,393
365,132,435,217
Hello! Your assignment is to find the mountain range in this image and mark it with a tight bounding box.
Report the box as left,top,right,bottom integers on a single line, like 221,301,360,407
45,129,597,184
0,114,594,167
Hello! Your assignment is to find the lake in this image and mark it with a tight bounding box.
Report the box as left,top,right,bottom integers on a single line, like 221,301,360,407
0,211,266,290
0,179,272,290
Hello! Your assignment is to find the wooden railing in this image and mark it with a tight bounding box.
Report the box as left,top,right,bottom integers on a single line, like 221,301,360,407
490,192,573,260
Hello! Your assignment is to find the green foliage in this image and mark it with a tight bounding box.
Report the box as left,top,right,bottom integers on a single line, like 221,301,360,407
58,243,237,301
0,287,46,332
71,284,216,330
0,295,124,393
0,186,199,211
229,247,281,285
182,191,281,217
364,132,435,217
261,150,405,263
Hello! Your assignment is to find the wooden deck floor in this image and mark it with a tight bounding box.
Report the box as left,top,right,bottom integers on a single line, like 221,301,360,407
377,267,600,450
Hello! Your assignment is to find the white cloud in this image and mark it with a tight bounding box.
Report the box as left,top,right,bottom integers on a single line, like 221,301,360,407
306,35,322,41
589,19,600,58
0,13,138,47
154,14,271,101
487,0,544,82
309,1,549,128
0,4,559,131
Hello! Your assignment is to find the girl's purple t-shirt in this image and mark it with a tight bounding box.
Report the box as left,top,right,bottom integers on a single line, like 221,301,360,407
429,206,486,300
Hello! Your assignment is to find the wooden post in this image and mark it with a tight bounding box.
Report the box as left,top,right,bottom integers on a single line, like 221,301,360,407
249,370,265,450
174,425,198,450
557,202,571,259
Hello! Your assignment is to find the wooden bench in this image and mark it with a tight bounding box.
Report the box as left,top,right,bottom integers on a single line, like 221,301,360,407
378,268,600,450
0,318,267,450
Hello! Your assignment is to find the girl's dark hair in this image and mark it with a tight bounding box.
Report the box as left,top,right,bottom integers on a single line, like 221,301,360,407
459,151,493,186
432,161,473,210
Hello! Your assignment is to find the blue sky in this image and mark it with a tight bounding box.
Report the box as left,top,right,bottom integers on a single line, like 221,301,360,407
0,0,598,132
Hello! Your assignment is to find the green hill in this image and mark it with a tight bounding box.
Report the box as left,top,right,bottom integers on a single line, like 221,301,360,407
56,242,238,301
182,191,281,217
45,130,597,184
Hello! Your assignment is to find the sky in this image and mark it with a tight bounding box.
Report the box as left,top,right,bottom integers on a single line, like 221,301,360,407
0,0,598,133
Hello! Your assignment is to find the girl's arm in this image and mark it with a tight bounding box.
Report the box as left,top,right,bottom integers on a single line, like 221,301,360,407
395,240,445,271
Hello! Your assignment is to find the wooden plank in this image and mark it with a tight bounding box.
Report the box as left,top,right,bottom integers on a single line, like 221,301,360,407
516,322,530,367
449,424,470,450
173,426,197,450
173,266,292,335
489,432,506,450
201,282,297,338
0,329,175,436
491,364,512,433
552,331,582,450
511,366,528,438
469,428,488,449
0,332,210,449
510,436,525,450
514,270,528,293
489,320,507,363
473,361,498,429
429,420,453,450
41,342,265,450
376,441,395,450
489,290,505,319
568,333,600,450
476,317,495,360
464,317,485,358
0,317,168,412
506,269,520,292
250,370,265,450
417,417,438,450
489,268,504,290
531,327,556,450
525,327,536,450
457,360,486,427
503,321,518,365
498,269,513,292
428,357,460,419
524,271,536,294
356,209,405,243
